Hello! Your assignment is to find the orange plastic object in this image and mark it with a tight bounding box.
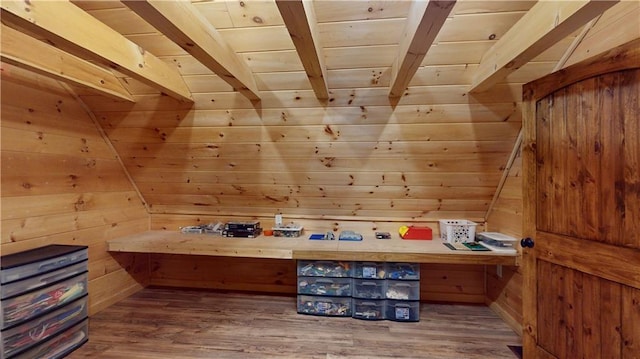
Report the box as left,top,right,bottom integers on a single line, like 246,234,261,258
398,225,433,240
263,229,274,236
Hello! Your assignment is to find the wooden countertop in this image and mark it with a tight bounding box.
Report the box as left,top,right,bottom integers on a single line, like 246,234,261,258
107,230,519,265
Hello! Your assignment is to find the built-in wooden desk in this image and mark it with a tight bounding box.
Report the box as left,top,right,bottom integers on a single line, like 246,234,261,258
107,230,519,266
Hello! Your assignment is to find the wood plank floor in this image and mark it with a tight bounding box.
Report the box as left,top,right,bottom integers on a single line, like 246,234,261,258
69,287,521,359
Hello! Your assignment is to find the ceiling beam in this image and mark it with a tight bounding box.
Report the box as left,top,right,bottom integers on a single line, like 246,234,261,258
470,0,618,93
389,0,456,98
123,0,261,102
276,0,329,100
0,0,192,103
1,24,134,103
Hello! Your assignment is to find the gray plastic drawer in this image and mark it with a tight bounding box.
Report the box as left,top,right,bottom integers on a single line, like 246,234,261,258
11,318,88,359
386,300,420,322
1,245,88,284
352,279,385,299
353,262,386,279
385,280,420,300
297,277,352,297
385,262,420,280
297,295,352,317
1,295,87,358
296,260,353,278
1,261,87,300
1,272,88,329
352,299,385,320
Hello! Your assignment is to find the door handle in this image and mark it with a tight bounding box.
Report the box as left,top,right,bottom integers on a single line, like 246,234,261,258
520,237,535,248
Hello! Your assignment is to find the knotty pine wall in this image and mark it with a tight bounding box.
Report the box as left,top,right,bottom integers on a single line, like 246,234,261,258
485,148,523,334
0,65,150,315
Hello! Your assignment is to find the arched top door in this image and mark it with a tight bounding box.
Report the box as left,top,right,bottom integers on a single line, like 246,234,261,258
521,39,640,358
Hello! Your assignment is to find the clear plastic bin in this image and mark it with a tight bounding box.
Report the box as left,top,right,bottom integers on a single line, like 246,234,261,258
385,262,420,280
297,295,352,317
352,299,385,320
386,300,420,322
11,318,88,359
297,277,352,297
385,280,420,300
352,279,385,299
353,262,386,279
1,295,87,358
1,272,88,329
296,260,353,278
1,261,87,300
1,245,88,284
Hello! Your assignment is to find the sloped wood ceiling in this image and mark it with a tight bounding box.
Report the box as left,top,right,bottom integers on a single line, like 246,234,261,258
1,0,623,222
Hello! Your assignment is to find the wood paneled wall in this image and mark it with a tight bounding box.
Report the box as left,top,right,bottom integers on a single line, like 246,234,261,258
485,148,523,334
0,64,150,315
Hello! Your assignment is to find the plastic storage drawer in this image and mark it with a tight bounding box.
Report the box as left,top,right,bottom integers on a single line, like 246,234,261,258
0,245,88,285
1,272,88,329
385,262,420,280
352,279,385,299
386,300,420,322
352,299,385,320
1,261,87,300
1,295,87,358
353,262,386,279
297,260,353,278
297,295,352,317
385,280,420,300
11,318,88,359
297,277,352,297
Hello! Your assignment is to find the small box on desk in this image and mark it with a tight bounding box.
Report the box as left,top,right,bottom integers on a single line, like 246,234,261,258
399,226,432,240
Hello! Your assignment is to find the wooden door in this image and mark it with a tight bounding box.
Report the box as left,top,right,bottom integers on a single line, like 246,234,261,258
522,39,640,358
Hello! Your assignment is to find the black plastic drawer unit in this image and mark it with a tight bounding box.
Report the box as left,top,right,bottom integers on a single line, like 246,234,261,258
1,245,89,358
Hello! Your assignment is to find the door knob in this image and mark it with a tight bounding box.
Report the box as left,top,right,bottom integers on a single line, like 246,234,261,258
520,237,535,248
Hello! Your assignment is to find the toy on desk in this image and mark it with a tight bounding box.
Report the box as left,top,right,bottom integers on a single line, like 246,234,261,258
398,225,432,240
272,222,304,237
375,232,391,239
338,231,363,241
180,222,223,235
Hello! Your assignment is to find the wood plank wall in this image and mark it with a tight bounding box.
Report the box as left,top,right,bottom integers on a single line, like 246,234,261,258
0,64,150,315
149,215,487,303
565,1,640,67
485,148,523,334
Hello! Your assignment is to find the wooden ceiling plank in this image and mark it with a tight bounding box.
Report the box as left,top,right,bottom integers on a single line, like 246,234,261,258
0,0,192,102
470,0,619,93
1,24,134,102
123,0,260,102
389,0,456,98
276,0,329,100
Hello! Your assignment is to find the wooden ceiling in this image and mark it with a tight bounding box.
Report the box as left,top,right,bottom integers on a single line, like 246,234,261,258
0,0,626,223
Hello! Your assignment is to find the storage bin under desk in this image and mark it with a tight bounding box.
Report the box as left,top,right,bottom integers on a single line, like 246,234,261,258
297,277,352,297
297,295,352,317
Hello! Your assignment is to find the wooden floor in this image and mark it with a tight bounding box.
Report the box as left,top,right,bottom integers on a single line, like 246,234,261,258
70,287,521,359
